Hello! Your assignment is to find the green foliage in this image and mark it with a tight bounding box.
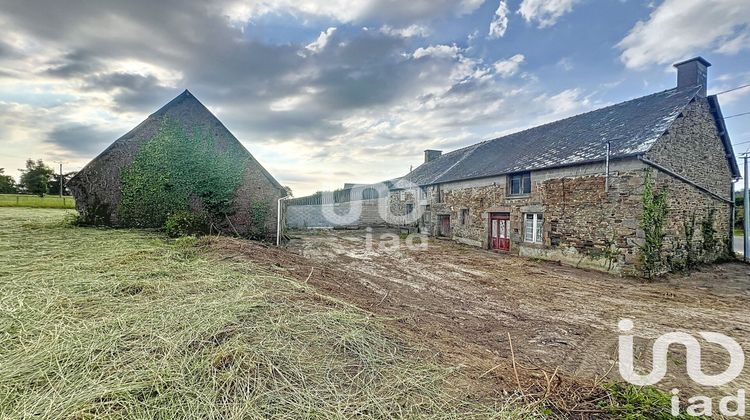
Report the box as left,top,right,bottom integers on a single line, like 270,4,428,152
599,383,693,419
119,118,247,229
20,159,54,196
164,211,208,238
700,207,718,255
48,171,76,196
0,168,17,194
735,194,744,229
639,170,668,278
248,201,270,239
679,211,698,271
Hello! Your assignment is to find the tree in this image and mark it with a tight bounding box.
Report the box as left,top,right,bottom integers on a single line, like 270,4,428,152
736,193,744,230
0,168,17,194
48,171,77,196
283,186,293,198
20,159,54,196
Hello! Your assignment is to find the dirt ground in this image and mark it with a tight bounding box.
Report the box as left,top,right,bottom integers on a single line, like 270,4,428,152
208,228,750,410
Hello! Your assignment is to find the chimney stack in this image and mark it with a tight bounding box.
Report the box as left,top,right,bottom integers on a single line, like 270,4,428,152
424,149,442,163
674,57,711,97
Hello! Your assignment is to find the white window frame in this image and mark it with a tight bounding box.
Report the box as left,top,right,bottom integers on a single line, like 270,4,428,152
524,213,544,244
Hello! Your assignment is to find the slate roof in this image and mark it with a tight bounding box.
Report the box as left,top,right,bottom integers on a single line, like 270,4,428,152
403,86,715,186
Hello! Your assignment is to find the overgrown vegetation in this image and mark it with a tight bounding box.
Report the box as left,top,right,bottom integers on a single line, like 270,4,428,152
0,208,536,418
700,207,718,255
119,118,247,232
599,384,694,419
164,210,208,238
639,170,669,278
248,201,271,239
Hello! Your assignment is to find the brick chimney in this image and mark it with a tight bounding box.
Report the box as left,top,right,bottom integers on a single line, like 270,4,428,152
424,149,442,163
674,57,711,97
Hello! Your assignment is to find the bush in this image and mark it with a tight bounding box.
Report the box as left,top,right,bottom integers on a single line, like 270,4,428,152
164,211,208,238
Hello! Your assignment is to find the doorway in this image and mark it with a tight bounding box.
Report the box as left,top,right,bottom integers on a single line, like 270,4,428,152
489,213,510,252
438,215,451,237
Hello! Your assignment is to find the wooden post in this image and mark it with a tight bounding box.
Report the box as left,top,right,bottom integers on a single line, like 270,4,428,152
59,163,63,198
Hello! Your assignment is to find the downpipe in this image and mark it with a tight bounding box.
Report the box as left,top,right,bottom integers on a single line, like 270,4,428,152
276,195,291,247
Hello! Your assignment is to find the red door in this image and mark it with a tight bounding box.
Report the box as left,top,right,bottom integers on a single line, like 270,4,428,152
439,215,451,237
489,213,510,251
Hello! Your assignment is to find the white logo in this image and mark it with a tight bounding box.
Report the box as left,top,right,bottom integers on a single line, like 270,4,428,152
618,319,744,386
618,319,746,417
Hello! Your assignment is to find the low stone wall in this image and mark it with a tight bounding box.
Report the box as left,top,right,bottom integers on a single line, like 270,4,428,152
286,199,388,228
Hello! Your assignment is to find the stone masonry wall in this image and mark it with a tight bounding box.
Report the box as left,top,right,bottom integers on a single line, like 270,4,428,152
413,97,734,276
645,97,734,265
420,160,648,273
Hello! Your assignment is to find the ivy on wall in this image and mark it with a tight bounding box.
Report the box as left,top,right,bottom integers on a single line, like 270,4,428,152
119,118,247,229
639,169,668,279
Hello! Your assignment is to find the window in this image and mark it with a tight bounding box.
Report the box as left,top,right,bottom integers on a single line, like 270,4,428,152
460,208,469,225
435,185,442,203
406,203,414,214
509,172,531,195
399,190,406,201
524,213,544,244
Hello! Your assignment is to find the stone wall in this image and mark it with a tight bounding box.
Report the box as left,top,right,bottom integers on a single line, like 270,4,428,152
645,97,735,266
410,97,735,276
286,199,388,229
419,160,647,274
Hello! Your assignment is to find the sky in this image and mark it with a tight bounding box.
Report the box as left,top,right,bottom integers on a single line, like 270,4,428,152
1,0,749,196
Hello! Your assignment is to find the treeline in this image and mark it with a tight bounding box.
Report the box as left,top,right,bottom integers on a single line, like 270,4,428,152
0,159,77,196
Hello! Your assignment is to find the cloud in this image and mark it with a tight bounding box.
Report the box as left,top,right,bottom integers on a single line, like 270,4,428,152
0,0,601,195
488,1,509,38
379,24,430,38
517,0,579,28
46,124,120,155
617,0,750,69
413,44,460,59
306,27,337,53
222,0,485,24
493,54,525,77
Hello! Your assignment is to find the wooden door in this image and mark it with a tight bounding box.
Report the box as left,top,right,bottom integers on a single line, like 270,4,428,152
489,213,510,251
438,215,451,237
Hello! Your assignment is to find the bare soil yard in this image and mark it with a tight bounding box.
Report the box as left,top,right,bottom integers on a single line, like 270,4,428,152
211,228,750,408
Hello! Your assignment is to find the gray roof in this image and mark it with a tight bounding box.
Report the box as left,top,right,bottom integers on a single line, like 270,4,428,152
403,86,719,186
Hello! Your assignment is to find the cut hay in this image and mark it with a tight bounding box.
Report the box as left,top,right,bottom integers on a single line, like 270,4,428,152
0,208,536,418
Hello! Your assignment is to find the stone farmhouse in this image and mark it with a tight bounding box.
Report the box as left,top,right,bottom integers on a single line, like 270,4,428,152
286,57,740,276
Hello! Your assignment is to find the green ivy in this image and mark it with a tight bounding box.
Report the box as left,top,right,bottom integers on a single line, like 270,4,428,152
700,207,718,255
639,169,668,279
248,201,270,239
119,118,247,228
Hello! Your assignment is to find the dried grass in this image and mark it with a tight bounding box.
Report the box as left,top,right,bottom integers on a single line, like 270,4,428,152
0,208,538,419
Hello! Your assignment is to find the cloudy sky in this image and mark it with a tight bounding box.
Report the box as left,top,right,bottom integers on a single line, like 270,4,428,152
1,0,749,196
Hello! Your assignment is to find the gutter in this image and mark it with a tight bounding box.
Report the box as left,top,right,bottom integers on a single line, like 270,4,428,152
276,195,291,246
637,156,733,204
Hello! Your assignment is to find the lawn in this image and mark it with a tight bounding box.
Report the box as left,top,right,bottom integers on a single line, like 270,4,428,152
0,208,532,419
0,194,75,209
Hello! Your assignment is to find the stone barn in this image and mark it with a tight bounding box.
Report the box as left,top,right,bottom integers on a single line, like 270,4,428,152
69,90,286,238
389,57,740,276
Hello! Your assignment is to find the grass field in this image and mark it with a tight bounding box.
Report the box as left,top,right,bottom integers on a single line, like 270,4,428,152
0,208,535,419
0,194,75,209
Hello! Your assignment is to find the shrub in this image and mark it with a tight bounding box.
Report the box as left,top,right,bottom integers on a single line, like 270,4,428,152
164,211,208,238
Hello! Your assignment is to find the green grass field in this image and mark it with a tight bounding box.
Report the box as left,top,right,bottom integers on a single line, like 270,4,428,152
0,208,534,419
0,194,75,209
